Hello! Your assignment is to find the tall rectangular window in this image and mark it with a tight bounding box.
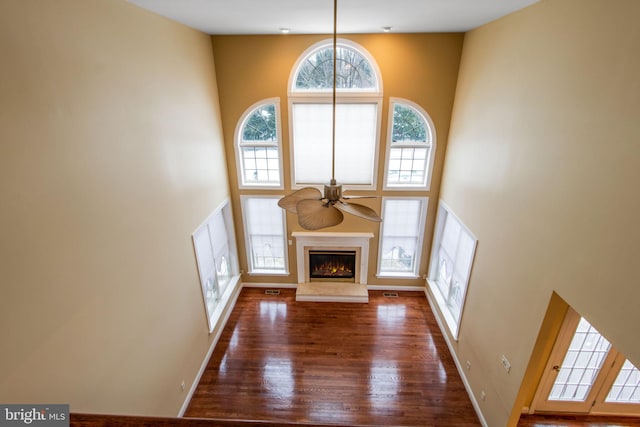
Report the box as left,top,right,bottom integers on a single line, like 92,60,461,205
377,197,428,277
427,201,477,339
192,200,240,332
291,102,378,187
210,207,233,291
241,196,288,274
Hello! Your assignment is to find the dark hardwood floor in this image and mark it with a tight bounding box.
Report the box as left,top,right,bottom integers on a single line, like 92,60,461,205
185,288,480,426
68,287,640,427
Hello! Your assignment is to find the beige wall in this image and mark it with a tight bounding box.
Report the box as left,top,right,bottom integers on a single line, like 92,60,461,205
211,34,463,287
0,0,229,416
438,0,640,425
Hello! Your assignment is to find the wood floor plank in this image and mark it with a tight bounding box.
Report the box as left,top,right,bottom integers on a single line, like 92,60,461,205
185,288,480,426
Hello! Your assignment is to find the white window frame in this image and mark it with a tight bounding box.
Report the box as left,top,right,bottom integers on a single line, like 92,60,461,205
383,98,437,191
235,98,284,189
427,201,478,339
376,197,428,278
240,195,289,276
192,199,240,332
531,307,640,416
288,39,383,191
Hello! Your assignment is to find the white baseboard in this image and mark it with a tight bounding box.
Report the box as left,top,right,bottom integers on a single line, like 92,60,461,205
423,287,488,427
367,284,427,292
241,282,297,289
242,282,426,292
178,278,243,417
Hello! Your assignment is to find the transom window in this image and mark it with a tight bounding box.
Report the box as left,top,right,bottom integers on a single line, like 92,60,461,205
289,39,382,189
235,99,283,188
384,98,436,190
294,43,378,91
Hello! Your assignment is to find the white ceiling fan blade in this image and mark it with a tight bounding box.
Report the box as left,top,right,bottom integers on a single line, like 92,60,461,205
278,187,323,214
334,201,382,223
296,199,344,230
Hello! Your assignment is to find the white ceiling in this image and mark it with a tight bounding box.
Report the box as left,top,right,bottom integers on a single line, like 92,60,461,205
127,0,539,35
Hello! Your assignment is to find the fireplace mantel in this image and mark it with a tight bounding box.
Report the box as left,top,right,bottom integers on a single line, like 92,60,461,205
291,232,374,285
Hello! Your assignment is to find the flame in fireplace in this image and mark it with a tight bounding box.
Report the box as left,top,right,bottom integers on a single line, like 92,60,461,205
308,250,356,281
312,260,353,277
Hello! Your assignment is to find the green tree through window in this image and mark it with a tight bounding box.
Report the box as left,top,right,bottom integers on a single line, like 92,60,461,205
243,104,276,141
392,104,427,142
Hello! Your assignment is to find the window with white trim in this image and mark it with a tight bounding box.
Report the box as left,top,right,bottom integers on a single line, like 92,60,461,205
241,196,288,274
236,99,283,188
531,307,640,415
289,39,382,188
192,199,240,332
384,98,436,190
427,201,477,338
377,197,428,278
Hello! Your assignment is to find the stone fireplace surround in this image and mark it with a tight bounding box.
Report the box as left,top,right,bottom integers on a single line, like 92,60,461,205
291,232,373,303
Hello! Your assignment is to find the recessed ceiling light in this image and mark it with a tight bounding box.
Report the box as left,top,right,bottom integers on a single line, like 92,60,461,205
280,28,290,34
382,26,392,33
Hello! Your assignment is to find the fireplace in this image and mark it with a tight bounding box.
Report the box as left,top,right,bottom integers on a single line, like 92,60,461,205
291,232,374,286
291,232,372,303
309,250,356,282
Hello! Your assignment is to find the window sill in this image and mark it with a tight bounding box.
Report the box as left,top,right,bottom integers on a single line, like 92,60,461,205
376,273,420,279
247,270,290,276
383,185,430,191
238,184,284,190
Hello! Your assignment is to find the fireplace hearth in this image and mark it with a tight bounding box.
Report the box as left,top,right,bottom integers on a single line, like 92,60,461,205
309,250,356,282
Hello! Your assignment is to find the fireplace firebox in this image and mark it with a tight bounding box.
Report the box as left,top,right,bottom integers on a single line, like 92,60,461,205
309,250,356,282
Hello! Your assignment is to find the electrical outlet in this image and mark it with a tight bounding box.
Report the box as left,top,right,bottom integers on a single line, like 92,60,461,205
181,381,186,391
481,390,486,401
501,355,511,373
466,360,471,371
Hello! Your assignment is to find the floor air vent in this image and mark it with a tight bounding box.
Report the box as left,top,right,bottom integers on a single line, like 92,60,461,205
264,289,280,296
383,292,399,298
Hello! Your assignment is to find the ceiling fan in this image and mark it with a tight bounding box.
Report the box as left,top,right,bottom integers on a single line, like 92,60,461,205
277,0,382,231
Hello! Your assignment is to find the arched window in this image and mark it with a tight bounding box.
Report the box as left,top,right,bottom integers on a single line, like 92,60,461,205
235,98,283,189
293,42,378,91
384,98,436,190
289,39,382,189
